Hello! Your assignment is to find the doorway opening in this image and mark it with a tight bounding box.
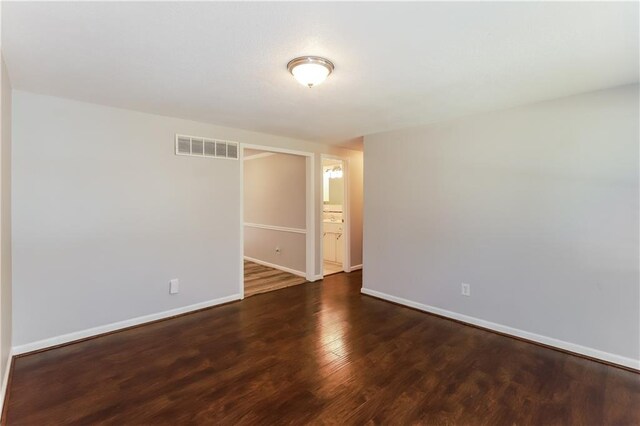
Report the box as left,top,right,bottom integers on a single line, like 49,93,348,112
321,156,349,277
240,145,315,298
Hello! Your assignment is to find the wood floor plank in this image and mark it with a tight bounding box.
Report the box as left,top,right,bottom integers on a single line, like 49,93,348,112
243,261,307,297
4,271,639,425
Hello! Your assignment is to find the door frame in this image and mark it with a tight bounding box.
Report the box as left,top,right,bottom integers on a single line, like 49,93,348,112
239,144,316,299
320,154,350,276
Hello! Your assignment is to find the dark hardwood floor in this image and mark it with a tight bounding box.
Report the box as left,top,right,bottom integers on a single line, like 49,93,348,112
5,271,639,425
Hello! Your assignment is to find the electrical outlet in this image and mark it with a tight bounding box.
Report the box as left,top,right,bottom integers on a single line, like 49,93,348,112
275,247,281,255
169,279,179,294
461,283,471,297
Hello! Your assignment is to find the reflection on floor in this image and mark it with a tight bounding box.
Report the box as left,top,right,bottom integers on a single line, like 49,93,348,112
323,261,343,276
244,260,307,297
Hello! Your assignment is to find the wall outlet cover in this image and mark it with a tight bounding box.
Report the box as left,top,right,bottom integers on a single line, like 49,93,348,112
461,283,471,296
170,279,180,294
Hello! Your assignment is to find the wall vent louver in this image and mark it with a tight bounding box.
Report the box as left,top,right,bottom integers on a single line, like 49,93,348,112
175,134,239,160
191,138,204,156
177,136,191,155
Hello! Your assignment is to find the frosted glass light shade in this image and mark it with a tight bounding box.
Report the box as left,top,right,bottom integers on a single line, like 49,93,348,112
287,56,334,88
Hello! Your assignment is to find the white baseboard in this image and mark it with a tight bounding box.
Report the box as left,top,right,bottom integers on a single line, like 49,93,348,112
0,349,14,415
244,256,306,278
12,294,241,356
361,287,639,370
349,264,363,272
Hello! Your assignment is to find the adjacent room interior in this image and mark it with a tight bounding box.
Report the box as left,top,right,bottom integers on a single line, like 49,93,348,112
243,148,309,296
0,1,638,424
322,157,347,276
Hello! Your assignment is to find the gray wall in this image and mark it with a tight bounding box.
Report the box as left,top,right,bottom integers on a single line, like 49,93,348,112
0,55,12,383
244,228,306,273
12,91,363,347
12,92,241,346
244,153,306,272
363,85,639,365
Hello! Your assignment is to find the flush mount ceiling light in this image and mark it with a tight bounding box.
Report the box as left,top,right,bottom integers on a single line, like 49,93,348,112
287,56,334,88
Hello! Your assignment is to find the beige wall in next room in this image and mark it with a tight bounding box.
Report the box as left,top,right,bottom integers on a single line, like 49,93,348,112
244,152,307,273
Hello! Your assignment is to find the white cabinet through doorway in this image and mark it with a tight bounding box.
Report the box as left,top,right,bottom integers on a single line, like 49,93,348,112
323,223,343,264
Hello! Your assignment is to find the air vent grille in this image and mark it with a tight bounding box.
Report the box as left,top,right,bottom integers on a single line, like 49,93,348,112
175,134,239,160
191,138,204,156
216,141,227,157
177,136,191,155
204,140,216,157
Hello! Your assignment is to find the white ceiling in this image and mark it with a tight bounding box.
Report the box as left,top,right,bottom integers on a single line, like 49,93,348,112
2,2,638,149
